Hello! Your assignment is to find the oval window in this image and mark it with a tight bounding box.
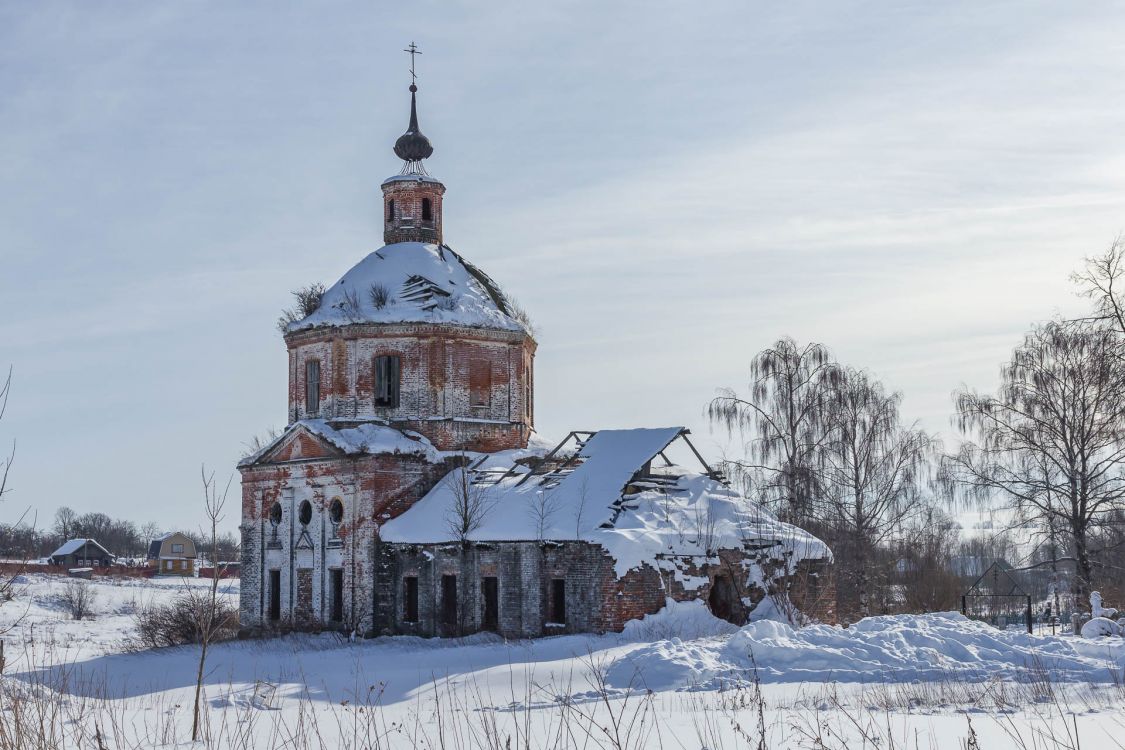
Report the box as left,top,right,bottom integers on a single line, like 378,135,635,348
298,500,312,526
269,502,282,526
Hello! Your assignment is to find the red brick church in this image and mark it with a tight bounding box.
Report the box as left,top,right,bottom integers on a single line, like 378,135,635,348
238,65,832,637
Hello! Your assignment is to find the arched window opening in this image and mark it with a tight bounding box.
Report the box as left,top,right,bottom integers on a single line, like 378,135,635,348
298,500,312,526
329,498,344,534
422,197,432,222
387,199,395,221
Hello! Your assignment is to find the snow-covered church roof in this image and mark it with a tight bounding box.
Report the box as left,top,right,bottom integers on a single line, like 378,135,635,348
286,242,528,335
238,418,443,467
380,427,830,580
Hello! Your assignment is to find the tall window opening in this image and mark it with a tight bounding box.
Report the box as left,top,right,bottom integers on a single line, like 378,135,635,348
403,576,419,623
268,570,281,621
482,576,499,632
422,197,432,222
387,199,395,221
305,359,321,414
328,497,344,537
374,355,401,408
441,574,458,626
469,358,491,408
549,578,566,625
329,568,344,622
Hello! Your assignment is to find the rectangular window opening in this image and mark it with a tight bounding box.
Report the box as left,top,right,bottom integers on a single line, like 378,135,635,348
305,359,321,414
441,574,458,626
549,578,566,625
268,570,282,621
330,568,344,622
469,358,491,408
374,355,401,408
482,576,499,632
403,576,419,623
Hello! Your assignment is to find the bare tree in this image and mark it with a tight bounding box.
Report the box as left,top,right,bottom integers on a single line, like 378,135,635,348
241,427,281,460
187,466,231,742
368,282,393,309
444,459,493,543
53,506,78,541
527,486,562,541
893,505,963,613
709,338,841,525
139,521,163,546
0,368,26,620
946,320,1125,609
276,282,326,333
820,368,937,618
1072,235,1125,337
0,368,11,504
60,579,97,620
339,286,364,323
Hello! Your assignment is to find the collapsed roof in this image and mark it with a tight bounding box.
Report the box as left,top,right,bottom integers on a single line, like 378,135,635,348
380,427,830,580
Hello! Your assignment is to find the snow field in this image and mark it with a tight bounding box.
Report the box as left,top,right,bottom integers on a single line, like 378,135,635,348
2,577,1125,748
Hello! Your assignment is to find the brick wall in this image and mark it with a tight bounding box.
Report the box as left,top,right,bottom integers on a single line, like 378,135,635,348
370,540,837,638
381,177,445,245
239,451,450,635
284,324,535,451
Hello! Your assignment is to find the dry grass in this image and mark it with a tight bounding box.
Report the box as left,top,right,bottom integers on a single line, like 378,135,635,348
3,641,1125,749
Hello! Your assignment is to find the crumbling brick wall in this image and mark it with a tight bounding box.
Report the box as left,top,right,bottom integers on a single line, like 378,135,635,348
284,324,535,451
370,540,836,638
239,451,450,636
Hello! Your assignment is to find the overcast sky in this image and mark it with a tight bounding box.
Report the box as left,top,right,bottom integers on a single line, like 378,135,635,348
2,1,1123,536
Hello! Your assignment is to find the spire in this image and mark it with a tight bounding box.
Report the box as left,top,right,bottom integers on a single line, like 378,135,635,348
393,42,433,174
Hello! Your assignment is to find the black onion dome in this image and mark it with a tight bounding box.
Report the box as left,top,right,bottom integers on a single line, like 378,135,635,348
393,85,434,162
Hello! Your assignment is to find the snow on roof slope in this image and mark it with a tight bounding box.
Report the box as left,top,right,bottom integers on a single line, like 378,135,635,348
380,427,829,580
287,242,527,334
50,539,110,557
239,419,442,467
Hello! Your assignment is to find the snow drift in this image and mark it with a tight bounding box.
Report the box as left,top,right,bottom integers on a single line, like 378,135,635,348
611,609,1125,691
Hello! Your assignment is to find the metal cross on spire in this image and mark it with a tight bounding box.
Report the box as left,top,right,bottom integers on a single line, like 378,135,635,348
404,41,421,86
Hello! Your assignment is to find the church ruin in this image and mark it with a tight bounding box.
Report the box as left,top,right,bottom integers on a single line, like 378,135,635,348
238,63,833,638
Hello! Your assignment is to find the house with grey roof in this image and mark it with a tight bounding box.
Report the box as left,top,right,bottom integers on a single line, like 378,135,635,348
49,538,114,568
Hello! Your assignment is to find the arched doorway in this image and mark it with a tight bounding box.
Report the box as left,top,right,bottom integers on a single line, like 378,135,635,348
708,574,742,625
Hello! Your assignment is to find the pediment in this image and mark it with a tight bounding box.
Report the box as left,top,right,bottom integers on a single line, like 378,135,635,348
256,427,343,465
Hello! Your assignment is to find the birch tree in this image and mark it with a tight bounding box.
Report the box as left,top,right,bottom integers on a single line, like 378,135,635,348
708,338,841,524
444,459,493,543
946,320,1125,609
820,368,936,618
1073,235,1125,337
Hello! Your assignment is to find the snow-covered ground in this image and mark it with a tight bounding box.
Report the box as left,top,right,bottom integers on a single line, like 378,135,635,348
2,574,1124,749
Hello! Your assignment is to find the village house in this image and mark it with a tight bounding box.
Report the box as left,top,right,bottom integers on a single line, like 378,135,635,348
238,68,833,638
147,532,198,576
49,538,114,569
